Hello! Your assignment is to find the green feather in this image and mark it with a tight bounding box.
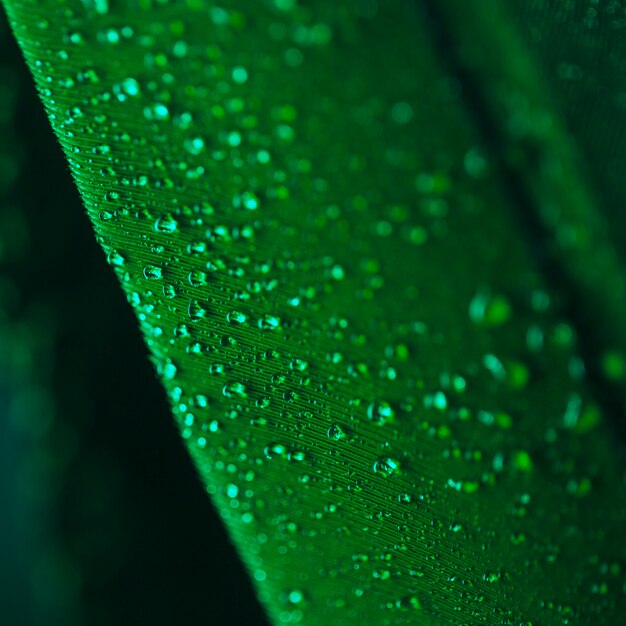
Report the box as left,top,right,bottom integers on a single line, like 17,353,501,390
3,0,626,623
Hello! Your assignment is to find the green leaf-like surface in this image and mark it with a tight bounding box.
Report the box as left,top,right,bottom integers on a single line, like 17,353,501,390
3,0,626,624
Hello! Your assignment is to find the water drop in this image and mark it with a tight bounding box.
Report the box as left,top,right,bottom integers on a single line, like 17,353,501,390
155,214,178,233
373,457,400,476
258,314,280,330
327,424,347,441
188,299,207,321
184,136,206,155
265,442,288,459
290,359,308,372
287,589,305,605
367,401,395,425
227,311,247,324
222,382,247,398
188,270,208,287
143,265,163,280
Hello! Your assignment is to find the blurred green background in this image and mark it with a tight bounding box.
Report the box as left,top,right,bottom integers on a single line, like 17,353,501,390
0,17,268,626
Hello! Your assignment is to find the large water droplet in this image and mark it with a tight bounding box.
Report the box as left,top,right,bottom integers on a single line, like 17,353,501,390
373,457,400,476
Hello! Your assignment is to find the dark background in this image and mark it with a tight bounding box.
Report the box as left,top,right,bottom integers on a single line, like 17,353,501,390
0,16,268,626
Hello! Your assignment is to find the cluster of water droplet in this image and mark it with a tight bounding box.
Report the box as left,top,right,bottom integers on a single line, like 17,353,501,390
11,0,626,622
